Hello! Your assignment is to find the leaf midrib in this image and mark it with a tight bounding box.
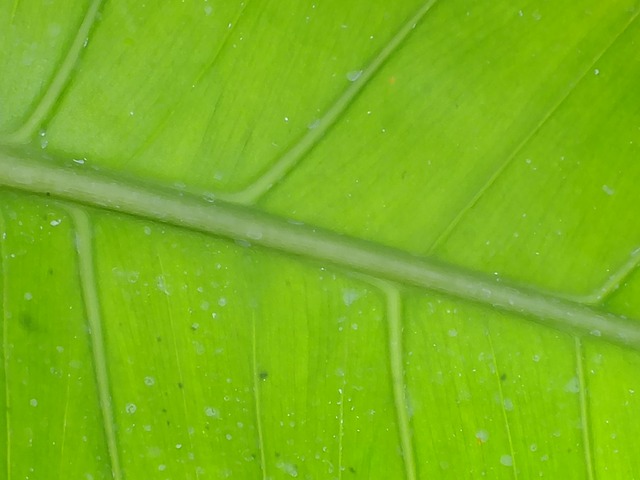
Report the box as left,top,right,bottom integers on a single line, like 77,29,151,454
1,151,639,352
2,0,637,341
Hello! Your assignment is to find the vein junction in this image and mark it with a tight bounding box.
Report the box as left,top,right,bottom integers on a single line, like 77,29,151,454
1,151,640,351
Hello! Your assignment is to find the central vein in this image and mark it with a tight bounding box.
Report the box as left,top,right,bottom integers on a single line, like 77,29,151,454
1,151,639,351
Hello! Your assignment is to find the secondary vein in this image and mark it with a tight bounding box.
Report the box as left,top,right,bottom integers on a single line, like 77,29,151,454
0,0,103,145
383,284,417,480
428,7,640,253
69,207,123,480
220,0,439,204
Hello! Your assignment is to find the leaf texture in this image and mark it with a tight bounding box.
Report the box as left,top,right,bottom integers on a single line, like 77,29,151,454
2,0,640,478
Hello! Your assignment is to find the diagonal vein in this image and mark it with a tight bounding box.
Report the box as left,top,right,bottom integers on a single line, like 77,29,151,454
69,207,123,480
382,283,416,480
568,247,640,306
0,0,103,145
2,153,640,351
220,0,439,204
429,8,640,252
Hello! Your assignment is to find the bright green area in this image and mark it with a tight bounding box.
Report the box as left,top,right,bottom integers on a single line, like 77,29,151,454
1,0,640,479
0,0,91,132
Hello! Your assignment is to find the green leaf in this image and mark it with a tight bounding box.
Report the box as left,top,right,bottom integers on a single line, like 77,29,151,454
2,0,640,478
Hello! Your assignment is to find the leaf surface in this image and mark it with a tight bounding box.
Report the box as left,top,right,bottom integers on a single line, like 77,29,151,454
2,0,640,478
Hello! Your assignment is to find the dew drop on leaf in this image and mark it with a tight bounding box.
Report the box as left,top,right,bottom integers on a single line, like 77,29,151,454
346,70,363,82
475,430,489,443
500,454,513,466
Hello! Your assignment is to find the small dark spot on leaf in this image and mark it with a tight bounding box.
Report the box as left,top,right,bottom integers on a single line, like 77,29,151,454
45,192,50,197
500,373,507,381
259,371,268,380
48,268,54,275
349,467,356,473
156,336,162,342
275,452,280,458
177,382,183,389
19,313,34,331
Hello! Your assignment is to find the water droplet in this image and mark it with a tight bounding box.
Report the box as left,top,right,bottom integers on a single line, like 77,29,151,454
342,290,359,306
564,376,580,394
234,239,252,248
602,184,615,196
39,129,48,149
276,461,298,477
205,406,219,418
125,403,137,414
30,398,38,407
144,376,155,386
475,430,489,443
346,70,363,82
246,229,263,240
500,454,513,466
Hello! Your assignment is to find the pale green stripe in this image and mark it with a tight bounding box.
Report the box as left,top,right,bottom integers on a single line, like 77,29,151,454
0,0,104,145
1,153,640,351
384,285,417,480
221,0,439,204
69,207,123,480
